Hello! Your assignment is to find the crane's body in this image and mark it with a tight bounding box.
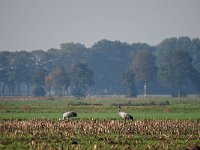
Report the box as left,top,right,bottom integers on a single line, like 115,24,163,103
118,107,133,121
59,111,77,120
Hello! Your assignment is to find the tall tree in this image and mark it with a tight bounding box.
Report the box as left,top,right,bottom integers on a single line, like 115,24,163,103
31,50,47,70
132,50,157,97
158,50,193,97
122,68,137,97
10,51,35,95
192,50,200,94
60,42,88,68
89,39,133,94
46,48,62,71
32,68,46,96
45,67,69,96
191,38,200,55
70,62,94,97
0,51,13,96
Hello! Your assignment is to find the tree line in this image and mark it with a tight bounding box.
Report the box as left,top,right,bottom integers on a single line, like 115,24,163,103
0,36,200,97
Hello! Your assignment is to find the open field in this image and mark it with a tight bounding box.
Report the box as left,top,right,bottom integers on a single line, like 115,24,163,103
0,97,200,120
0,97,200,149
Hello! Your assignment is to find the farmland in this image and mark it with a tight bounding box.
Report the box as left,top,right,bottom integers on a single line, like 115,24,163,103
0,97,200,120
0,119,199,149
0,97,200,149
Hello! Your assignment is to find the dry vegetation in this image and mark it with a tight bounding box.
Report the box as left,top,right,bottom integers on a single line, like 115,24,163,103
0,119,199,149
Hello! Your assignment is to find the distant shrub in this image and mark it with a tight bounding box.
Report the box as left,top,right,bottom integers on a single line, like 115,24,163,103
32,85,46,97
68,101,102,106
148,101,155,105
111,100,170,106
47,96,55,100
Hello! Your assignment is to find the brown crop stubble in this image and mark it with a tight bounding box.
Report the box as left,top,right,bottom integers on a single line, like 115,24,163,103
0,119,199,149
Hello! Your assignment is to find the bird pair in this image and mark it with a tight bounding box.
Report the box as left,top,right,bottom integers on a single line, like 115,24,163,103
59,106,134,121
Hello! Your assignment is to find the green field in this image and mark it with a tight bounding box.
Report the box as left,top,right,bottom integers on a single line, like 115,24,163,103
0,97,200,120
0,98,200,119
0,97,200,149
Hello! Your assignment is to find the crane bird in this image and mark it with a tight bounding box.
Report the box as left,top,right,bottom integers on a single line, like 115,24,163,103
118,106,133,121
59,111,77,121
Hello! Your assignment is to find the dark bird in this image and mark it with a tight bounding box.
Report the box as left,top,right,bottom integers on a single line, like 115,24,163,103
59,111,77,120
118,106,133,121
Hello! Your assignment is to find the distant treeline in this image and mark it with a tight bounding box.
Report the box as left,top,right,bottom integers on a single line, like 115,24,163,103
0,36,200,97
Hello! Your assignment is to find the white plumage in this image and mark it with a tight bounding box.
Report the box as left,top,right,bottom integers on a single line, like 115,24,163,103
59,111,77,120
118,106,133,121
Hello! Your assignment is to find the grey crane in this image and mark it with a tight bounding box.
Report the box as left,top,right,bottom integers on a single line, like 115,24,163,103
59,111,77,120
118,106,133,121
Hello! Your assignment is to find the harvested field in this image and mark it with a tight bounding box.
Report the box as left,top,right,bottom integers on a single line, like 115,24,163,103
0,119,199,149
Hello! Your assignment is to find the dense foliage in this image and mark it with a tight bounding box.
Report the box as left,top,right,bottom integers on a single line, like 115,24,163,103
0,36,200,97
132,49,157,97
122,68,137,97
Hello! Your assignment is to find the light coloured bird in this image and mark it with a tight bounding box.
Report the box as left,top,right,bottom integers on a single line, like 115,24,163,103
118,106,133,121
59,111,77,121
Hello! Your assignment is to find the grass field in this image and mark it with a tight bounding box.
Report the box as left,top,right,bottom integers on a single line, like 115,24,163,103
0,97,200,149
0,97,200,120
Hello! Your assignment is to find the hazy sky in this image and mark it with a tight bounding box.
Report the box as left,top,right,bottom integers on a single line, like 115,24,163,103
0,0,200,51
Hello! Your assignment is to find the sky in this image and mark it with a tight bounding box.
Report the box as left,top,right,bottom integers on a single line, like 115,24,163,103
0,0,200,51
